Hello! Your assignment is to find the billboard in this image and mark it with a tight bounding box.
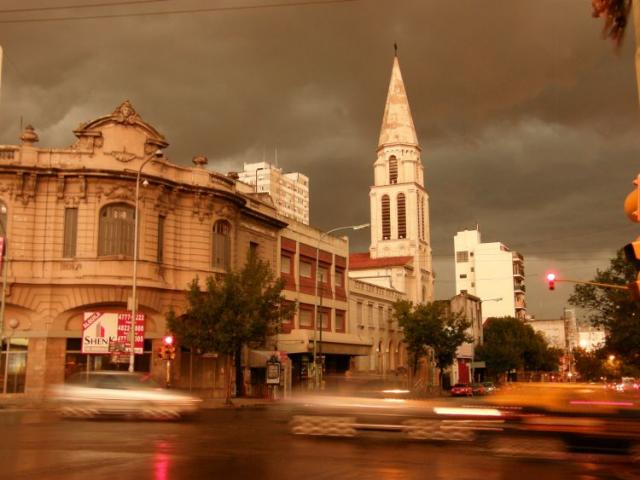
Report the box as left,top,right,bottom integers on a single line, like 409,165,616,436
82,311,145,354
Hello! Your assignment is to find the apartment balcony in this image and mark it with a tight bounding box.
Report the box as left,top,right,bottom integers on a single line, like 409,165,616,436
515,299,527,310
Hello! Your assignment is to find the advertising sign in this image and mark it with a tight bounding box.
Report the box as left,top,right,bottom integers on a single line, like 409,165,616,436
82,311,145,354
266,361,281,385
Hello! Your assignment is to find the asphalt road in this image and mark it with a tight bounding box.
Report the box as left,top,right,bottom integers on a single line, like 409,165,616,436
0,407,637,480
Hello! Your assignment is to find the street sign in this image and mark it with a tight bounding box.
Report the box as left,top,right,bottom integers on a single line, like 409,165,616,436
82,311,145,354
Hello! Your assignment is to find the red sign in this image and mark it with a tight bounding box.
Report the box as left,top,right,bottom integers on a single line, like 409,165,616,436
82,311,145,354
116,312,145,354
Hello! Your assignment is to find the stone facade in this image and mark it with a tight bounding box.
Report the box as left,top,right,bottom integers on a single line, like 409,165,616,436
348,278,406,375
0,101,286,398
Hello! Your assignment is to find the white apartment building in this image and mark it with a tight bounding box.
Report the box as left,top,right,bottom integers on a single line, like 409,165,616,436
238,162,310,225
454,229,526,321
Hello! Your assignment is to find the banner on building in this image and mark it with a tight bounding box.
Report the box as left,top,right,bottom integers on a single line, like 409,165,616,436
82,311,145,354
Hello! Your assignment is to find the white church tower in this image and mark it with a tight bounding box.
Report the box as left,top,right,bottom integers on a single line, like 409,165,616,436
350,52,434,304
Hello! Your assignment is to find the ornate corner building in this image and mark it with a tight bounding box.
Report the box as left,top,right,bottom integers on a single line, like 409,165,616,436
0,101,287,397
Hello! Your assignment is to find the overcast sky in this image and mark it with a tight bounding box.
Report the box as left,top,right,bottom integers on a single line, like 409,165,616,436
1,0,639,319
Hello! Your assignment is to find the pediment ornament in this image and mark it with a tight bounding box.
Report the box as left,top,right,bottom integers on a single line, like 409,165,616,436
112,100,142,125
106,150,138,163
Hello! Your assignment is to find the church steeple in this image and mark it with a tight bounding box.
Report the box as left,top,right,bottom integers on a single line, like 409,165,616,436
378,55,419,149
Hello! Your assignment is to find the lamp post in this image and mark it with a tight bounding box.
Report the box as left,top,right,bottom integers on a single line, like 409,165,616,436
128,150,162,373
312,223,369,389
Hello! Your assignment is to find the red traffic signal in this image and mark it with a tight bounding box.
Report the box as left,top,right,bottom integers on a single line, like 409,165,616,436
546,273,556,290
624,175,640,223
162,335,174,346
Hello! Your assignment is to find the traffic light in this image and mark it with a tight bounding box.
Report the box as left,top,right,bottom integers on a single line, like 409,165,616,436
624,175,640,223
160,335,176,360
624,240,640,300
546,273,556,290
157,345,166,359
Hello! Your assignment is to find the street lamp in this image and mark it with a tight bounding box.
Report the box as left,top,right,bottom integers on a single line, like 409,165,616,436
128,149,163,373
312,223,369,389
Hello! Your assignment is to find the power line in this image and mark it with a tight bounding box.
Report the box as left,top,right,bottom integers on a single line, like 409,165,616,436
0,0,359,24
0,0,171,14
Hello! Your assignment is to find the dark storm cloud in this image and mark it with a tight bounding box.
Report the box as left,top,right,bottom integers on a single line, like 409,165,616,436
1,0,638,317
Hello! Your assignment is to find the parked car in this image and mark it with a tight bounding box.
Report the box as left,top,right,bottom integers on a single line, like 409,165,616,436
482,382,497,394
49,371,202,420
450,383,473,397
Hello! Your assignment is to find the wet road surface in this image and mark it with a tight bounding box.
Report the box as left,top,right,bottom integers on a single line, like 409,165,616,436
0,407,638,480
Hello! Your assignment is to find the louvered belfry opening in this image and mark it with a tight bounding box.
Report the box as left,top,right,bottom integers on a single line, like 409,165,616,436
381,195,391,240
389,156,398,184
397,193,406,239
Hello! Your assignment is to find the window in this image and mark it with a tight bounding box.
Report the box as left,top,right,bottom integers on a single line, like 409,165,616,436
381,195,391,240
318,265,329,284
471,267,474,272
280,254,292,274
320,309,330,331
456,251,469,263
459,274,467,279
420,198,426,240
0,202,6,236
357,301,363,324
378,306,384,328
299,306,314,329
280,302,295,333
334,268,344,288
0,338,28,393
389,156,398,184
299,259,312,278
63,207,78,258
213,220,231,270
397,193,406,239
98,203,135,257
157,215,165,263
335,310,346,333
249,241,259,257
367,303,373,325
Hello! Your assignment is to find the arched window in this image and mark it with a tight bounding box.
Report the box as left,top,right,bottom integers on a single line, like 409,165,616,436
397,193,406,239
0,201,7,236
389,156,398,184
381,195,391,240
213,220,231,271
416,196,422,240
421,198,426,241
98,203,135,257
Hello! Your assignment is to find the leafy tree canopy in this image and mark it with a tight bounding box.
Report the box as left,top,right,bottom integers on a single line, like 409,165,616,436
167,253,293,356
393,300,472,374
476,317,561,377
568,249,640,367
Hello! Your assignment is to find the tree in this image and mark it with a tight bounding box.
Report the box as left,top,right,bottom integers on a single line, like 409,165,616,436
476,317,561,380
568,249,640,368
573,347,607,381
393,300,472,390
167,252,293,404
592,0,632,48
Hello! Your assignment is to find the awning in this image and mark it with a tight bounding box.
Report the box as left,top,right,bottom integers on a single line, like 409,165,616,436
314,343,371,356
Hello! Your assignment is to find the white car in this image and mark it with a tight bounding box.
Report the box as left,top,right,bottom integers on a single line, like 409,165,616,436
49,371,201,420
